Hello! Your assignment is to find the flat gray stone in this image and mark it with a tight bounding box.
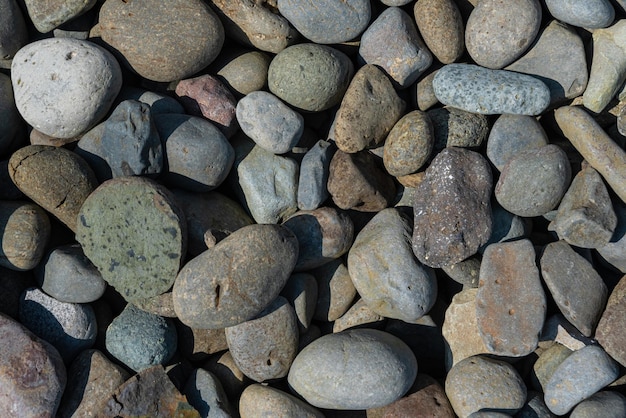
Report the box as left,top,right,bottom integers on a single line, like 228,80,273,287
298,140,336,210
428,106,489,151
184,368,232,418
0,201,50,271
213,50,272,98
597,197,626,273
479,202,530,251
545,0,614,29
116,86,185,115
486,114,548,171
442,256,481,287
311,259,357,322
280,273,318,333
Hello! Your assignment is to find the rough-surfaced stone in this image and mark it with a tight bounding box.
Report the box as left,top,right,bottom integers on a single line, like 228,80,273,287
98,0,224,82
480,202,530,251
383,110,434,177
476,240,546,357
76,177,186,302
132,292,177,318
240,384,324,418
486,114,548,171
173,224,298,329
433,64,550,115
288,329,417,410
0,200,50,271
427,106,489,151
414,0,464,64
183,368,231,418
116,86,185,115
545,0,614,29
412,147,492,268
11,38,122,138
531,343,573,392
595,275,626,367
442,256,481,287
0,313,66,418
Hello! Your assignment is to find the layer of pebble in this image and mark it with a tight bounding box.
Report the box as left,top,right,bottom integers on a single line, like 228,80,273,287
1,1,626,417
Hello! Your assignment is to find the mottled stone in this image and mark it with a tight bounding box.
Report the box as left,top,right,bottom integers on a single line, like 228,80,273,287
213,50,271,97
476,240,546,357
0,201,50,271
531,342,572,392
427,107,489,151
596,275,626,367
412,147,492,268
240,384,324,418
332,298,386,333
480,203,530,251
184,368,231,418
359,7,432,88
545,0,614,29
298,140,336,210
540,240,608,337
486,114,548,171
414,0,463,64
465,0,541,69
24,0,96,33
281,273,318,333
76,177,186,302
570,391,626,418
173,224,298,329
383,110,434,177
288,329,417,410
312,259,357,322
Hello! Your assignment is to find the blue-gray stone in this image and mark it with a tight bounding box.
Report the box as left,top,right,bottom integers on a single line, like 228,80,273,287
74,122,111,183
277,0,371,44
298,140,336,210
479,202,530,252
359,7,432,89
486,114,548,171
432,63,551,115
116,86,185,115
154,114,234,192
105,304,177,372
545,0,614,29
35,244,106,304
236,91,303,154
570,391,626,418
183,368,232,418
280,273,318,333
101,99,163,178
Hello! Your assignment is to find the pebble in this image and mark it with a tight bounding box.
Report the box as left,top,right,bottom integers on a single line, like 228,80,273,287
415,69,440,111
35,244,106,303
9,145,98,232
184,368,232,418
476,239,546,357
427,106,489,151
76,177,186,302
465,0,542,69
174,75,238,138
268,43,354,112
569,391,626,418
288,328,417,410
495,144,571,217
0,73,23,156
0,313,66,417
550,166,617,248
116,86,185,115
0,0,28,67
545,0,615,29
332,298,386,333
154,114,234,192
98,0,224,82
57,349,130,418
432,64,551,115
445,355,527,418
236,91,303,154
540,240,608,337
358,7,432,89
554,106,626,203
213,50,271,98
177,325,228,362
225,296,298,382
280,273,318,333
105,304,177,372
239,383,324,418
277,0,371,44
333,64,406,153
283,206,354,271
412,147,493,268
0,200,50,271
596,275,626,367
486,114,548,171
311,259,357,322
11,38,122,138
383,110,434,177
442,256,481,287
597,199,626,273
298,140,336,210
414,0,464,64
348,208,437,322
173,224,298,329
505,20,589,105
544,345,619,415
480,203,530,251
19,287,97,362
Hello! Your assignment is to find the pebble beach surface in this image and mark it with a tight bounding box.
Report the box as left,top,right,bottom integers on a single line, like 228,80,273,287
1,1,626,417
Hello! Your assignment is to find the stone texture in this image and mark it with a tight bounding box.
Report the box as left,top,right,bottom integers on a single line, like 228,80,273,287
569,391,626,418
132,292,177,318
465,0,541,69
495,144,571,217
24,0,96,33
213,50,272,98
9,145,98,232
76,177,186,302
312,259,357,322
383,110,434,177
177,324,228,363
412,147,493,268
332,298,386,333
98,0,224,82
545,0,614,29
516,391,555,418
359,7,432,88
240,384,324,418
427,106,489,151
11,38,122,138
184,368,232,418
540,240,608,337
476,240,546,357
281,273,318,333
268,43,353,112
288,329,417,410
486,114,548,171
531,343,573,392
0,201,50,271
333,64,406,153
539,314,596,352
298,140,336,210
0,71,24,156
0,313,66,418
433,64,550,115
442,256,481,288
414,0,464,64
596,275,626,367
173,224,298,329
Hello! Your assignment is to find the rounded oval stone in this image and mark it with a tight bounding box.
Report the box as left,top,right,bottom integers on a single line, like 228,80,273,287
383,110,434,177
570,391,626,418
0,201,50,271
414,0,464,64
288,328,417,410
213,50,272,97
495,144,571,217
486,114,548,171
348,208,437,322
240,384,324,418
225,296,298,382
173,224,298,329
278,0,370,44
76,177,186,302
545,0,614,29
268,43,354,112
105,304,177,372
11,38,122,138
465,0,542,69
433,64,551,115
98,0,224,82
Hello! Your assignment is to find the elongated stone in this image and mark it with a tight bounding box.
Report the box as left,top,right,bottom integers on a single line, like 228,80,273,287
545,0,614,29
414,0,464,64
